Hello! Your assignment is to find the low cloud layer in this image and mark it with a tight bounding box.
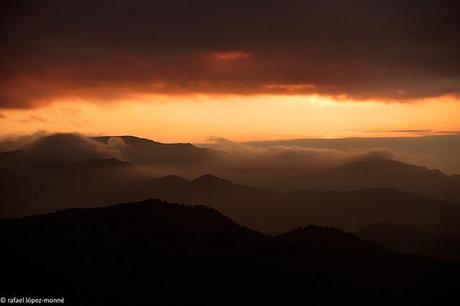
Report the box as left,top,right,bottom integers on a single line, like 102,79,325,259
246,134,460,175
2,0,460,108
22,134,120,163
3,133,459,177
0,133,411,186
196,137,396,185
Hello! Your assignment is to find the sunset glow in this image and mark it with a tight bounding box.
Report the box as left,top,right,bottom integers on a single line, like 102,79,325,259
1,94,459,143
203,51,251,61
3,2,460,304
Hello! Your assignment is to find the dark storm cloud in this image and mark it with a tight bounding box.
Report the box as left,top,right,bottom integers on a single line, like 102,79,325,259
1,0,460,108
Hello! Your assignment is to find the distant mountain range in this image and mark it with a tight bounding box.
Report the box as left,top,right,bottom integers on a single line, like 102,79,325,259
92,136,460,203
4,148,459,239
260,154,460,203
143,174,460,238
2,135,460,261
246,133,460,175
3,134,460,201
2,199,459,305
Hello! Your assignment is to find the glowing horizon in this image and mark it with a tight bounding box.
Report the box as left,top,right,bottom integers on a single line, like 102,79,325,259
1,94,459,143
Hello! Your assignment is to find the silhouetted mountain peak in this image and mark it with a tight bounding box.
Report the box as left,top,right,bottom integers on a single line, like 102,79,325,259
94,135,160,145
337,155,437,175
9,199,258,242
93,135,216,167
94,135,199,148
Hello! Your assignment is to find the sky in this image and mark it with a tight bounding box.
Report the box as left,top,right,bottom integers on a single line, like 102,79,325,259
1,0,460,143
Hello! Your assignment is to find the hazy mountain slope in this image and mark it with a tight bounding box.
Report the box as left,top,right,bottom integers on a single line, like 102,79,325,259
0,150,146,217
143,176,460,237
94,135,216,166
0,135,212,218
2,199,459,306
3,137,460,244
356,223,460,261
3,149,460,241
247,134,460,175
261,155,460,203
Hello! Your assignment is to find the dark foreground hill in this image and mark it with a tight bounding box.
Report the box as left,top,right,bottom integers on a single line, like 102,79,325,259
1,199,459,306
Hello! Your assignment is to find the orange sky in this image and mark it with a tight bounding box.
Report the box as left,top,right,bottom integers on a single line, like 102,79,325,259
3,0,460,144
1,94,459,143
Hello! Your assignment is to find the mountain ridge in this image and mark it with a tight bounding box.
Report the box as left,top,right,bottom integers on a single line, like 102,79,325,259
2,198,459,306
260,155,460,203
142,175,460,237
